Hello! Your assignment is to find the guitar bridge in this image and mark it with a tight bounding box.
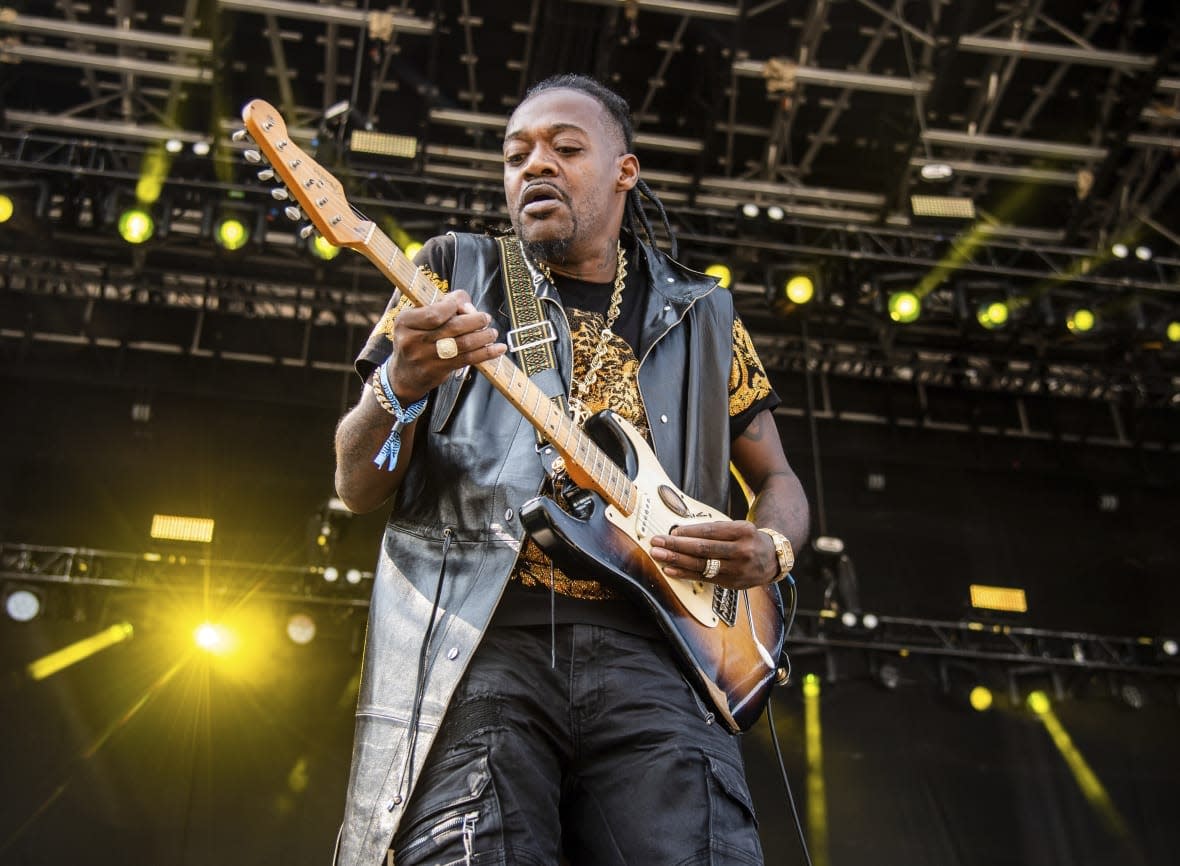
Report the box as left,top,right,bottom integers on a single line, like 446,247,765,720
712,586,738,627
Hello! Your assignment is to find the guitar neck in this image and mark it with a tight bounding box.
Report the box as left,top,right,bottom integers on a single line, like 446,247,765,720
356,228,637,515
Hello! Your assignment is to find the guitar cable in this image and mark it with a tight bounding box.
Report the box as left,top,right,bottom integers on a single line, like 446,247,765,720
765,575,815,866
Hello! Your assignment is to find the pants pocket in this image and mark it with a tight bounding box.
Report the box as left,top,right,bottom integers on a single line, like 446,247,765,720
702,751,763,865
392,744,506,866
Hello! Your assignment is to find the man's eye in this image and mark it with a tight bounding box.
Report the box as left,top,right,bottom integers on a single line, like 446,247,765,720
505,153,525,165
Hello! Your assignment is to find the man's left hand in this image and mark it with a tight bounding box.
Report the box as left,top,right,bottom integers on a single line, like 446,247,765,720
649,520,778,589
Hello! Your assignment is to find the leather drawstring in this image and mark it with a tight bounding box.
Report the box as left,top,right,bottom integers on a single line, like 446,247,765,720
395,526,455,809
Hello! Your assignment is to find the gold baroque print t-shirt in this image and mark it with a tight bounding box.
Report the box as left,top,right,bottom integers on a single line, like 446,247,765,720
354,235,779,631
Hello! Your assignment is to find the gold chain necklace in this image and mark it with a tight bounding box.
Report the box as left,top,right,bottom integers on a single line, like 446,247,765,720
538,241,627,425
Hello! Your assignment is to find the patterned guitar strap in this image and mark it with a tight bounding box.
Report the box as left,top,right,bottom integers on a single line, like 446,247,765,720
496,234,568,455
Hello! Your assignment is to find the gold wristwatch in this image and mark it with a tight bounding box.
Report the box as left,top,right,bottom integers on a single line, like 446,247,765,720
757,527,795,583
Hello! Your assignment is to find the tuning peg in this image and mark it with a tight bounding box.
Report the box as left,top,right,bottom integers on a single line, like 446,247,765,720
284,205,303,221
270,187,290,201
244,149,262,164
257,168,275,181
231,129,250,143
299,224,316,240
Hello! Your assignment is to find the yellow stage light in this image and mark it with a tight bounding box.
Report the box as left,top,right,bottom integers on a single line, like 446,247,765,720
151,514,215,543
0,193,14,223
194,622,235,656
705,264,732,289
27,622,134,681
888,290,921,323
118,208,155,244
1026,690,1051,715
403,241,424,259
312,235,341,261
1166,320,1180,343
136,177,163,205
977,301,1009,330
802,672,821,698
215,216,250,251
785,275,815,305
969,686,994,712
1067,307,1096,334
970,584,1027,613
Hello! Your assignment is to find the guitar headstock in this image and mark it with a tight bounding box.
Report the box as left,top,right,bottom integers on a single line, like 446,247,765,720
239,99,372,250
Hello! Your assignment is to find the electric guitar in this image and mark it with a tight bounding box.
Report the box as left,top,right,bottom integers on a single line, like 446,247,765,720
239,99,785,732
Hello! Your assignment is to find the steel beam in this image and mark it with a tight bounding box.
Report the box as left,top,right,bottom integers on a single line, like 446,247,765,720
732,59,930,96
1,43,210,82
0,13,212,54
218,0,434,35
922,129,1106,161
958,34,1155,72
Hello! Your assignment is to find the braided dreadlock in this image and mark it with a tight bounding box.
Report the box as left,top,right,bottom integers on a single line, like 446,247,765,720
523,74,679,258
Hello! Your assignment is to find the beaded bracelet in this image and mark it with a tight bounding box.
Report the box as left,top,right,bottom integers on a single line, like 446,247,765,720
370,363,428,471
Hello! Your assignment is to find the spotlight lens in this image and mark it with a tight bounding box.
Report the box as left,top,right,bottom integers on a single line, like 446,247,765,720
312,235,341,260
705,264,732,289
861,612,879,630
1026,690,1051,715
118,208,155,244
5,589,41,622
323,566,339,583
888,291,921,323
766,205,785,221
216,217,250,251
286,613,317,645
194,622,231,654
785,275,815,304
1067,308,1095,333
165,138,184,154
345,568,362,585
969,686,993,712
1111,243,1128,259
0,193,13,223
1135,245,1152,261
192,140,211,157
1166,321,1180,343
977,301,1009,329
741,203,760,219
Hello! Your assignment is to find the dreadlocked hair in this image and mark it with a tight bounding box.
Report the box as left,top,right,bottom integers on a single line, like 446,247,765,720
524,74,679,258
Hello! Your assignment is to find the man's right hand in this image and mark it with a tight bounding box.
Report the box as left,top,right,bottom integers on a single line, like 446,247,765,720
385,290,507,402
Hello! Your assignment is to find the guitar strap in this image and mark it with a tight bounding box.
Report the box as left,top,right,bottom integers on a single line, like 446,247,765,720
497,235,567,445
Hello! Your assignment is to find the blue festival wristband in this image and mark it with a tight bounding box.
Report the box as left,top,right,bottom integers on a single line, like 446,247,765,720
371,363,428,471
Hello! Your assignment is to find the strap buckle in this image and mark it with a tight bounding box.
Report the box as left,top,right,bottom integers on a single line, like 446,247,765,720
506,320,556,354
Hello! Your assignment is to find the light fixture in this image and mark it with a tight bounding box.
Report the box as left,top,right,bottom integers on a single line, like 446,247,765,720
976,300,1009,330
1026,690,1051,715
1166,321,1180,343
969,685,994,712
1118,682,1145,710
1160,638,1178,657
705,263,732,289
876,663,900,690
919,162,954,181
215,215,251,251
345,568,363,585
740,203,760,219
151,514,215,543
861,613,879,630
840,610,858,628
766,204,785,221
1111,242,1129,259
784,275,815,305
0,193,13,223
322,566,339,583
1134,245,1152,261
888,291,921,323
164,138,184,154
1066,307,1096,334
118,207,155,244
192,140,211,157
910,194,975,220
969,584,1027,613
286,612,317,645
310,235,341,261
5,587,43,622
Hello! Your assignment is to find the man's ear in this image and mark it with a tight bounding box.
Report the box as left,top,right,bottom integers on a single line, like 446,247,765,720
617,153,640,192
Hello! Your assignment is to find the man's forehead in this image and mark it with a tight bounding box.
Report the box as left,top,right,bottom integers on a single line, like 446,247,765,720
505,89,616,142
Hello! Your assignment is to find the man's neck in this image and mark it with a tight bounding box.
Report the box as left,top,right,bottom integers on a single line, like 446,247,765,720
543,237,621,283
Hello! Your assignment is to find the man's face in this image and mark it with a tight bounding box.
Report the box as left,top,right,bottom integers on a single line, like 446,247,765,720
503,88,635,263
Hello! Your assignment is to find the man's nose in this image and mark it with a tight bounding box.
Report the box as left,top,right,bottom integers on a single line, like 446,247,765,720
521,147,556,178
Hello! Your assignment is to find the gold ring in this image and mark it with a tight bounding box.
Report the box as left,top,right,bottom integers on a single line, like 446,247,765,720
703,558,721,580
435,337,459,360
